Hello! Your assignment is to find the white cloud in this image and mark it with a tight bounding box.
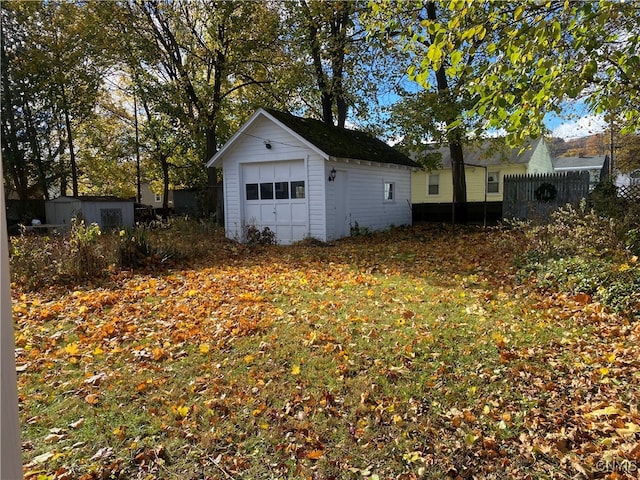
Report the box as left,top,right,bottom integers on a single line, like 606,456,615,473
552,114,608,139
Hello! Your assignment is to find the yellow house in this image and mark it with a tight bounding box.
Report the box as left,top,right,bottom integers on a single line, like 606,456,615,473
412,138,554,205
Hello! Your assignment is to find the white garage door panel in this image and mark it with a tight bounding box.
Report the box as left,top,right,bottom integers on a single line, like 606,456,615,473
291,203,306,222
292,225,308,239
245,204,261,224
242,161,308,244
260,204,276,222
274,162,291,178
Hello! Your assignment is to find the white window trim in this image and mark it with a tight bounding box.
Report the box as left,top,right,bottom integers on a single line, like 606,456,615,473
427,173,440,196
487,171,500,194
154,193,162,203
383,181,395,202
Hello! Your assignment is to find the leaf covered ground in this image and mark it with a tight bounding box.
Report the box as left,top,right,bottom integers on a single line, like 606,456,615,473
13,225,640,479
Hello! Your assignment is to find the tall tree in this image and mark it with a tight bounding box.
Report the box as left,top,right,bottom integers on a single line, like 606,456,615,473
281,1,404,129
381,1,640,146
1,2,50,200
2,1,111,199
36,2,108,196
298,0,353,127
367,1,489,220
127,1,281,167
119,0,283,220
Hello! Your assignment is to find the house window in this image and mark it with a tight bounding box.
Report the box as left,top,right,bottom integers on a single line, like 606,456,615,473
487,171,499,193
291,181,305,199
428,174,439,195
384,182,394,201
246,183,259,200
154,193,161,203
100,208,122,230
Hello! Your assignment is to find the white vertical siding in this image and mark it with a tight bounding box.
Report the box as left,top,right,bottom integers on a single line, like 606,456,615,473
222,162,241,241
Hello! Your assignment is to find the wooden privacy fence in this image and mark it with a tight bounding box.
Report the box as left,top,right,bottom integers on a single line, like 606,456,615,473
503,172,590,221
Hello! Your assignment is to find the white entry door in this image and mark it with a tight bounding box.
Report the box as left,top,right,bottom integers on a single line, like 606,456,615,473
242,161,308,244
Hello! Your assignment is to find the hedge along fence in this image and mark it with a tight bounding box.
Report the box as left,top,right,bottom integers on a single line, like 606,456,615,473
503,171,590,222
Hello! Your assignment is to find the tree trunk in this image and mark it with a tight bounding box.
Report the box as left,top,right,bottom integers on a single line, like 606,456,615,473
23,98,50,199
61,85,78,196
302,0,335,126
427,1,467,223
331,1,351,128
58,115,68,197
1,38,28,200
161,154,170,214
0,113,28,200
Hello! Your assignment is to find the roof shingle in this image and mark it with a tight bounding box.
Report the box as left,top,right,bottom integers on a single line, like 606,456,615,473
264,109,420,168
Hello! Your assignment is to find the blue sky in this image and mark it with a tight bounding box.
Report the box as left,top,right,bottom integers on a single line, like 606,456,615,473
545,112,607,140
543,97,608,139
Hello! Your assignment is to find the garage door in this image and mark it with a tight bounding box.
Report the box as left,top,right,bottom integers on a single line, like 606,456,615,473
242,161,308,244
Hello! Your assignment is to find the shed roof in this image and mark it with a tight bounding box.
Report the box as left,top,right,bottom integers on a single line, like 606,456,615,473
208,108,420,169
263,109,420,168
48,195,134,203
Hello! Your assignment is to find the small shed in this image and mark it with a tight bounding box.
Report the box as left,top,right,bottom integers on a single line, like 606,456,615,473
45,196,135,230
207,108,421,244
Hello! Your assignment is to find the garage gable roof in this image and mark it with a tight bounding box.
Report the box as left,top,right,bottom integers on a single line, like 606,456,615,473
207,108,420,169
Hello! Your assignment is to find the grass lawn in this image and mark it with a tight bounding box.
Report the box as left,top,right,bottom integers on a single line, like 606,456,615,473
13,225,640,479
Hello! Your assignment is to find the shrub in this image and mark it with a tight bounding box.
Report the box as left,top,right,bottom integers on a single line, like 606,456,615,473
9,219,110,291
117,227,154,268
537,256,614,296
596,262,640,314
350,221,372,237
527,200,622,260
243,225,278,245
625,228,640,256
67,219,108,280
117,225,187,269
10,232,63,291
517,200,640,318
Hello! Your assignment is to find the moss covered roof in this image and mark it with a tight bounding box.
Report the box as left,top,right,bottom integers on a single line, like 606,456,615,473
264,109,420,169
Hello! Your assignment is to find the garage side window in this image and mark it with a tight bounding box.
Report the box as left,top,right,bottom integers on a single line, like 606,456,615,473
246,183,259,200
291,181,305,199
384,182,394,201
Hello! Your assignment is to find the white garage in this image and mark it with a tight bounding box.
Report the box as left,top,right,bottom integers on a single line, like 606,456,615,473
207,108,420,245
